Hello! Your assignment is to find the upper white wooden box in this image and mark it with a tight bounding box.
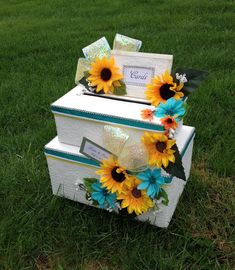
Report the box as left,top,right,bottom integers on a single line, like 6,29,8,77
51,85,182,148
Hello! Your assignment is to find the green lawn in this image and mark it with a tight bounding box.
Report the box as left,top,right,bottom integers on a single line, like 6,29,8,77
0,0,234,269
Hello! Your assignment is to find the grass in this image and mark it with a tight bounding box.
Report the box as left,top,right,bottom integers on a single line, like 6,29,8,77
0,0,234,269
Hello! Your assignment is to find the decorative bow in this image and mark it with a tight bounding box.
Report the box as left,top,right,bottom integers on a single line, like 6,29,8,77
103,125,149,172
75,34,142,84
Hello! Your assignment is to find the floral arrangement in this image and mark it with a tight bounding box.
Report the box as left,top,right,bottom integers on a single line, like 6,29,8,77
82,158,170,215
78,67,207,216
76,34,208,217
80,124,185,216
141,69,207,134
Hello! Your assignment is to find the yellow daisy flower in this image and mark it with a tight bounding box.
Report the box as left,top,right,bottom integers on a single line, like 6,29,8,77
142,132,176,168
145,70,184,107
117,177,154,215
88,57,123,94
96,156,130,194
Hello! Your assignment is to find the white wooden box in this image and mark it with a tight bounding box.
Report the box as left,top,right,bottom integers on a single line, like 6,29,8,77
52,85,182,148
45,125,195,228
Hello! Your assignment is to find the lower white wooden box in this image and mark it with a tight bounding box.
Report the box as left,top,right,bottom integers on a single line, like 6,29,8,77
45,125,195,228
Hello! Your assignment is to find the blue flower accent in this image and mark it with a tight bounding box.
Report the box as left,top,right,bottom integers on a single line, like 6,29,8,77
91,182,117,209
154,98,186,121
137,168,171,198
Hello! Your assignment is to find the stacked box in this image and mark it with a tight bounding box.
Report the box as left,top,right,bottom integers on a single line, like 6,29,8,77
45,84,195,228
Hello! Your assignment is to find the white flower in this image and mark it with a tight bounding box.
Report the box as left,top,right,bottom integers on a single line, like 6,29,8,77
176,73,188,83
115,202,122,210
168,128,176,139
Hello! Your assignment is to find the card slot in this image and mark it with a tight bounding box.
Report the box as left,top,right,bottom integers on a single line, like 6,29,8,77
83,92,151,105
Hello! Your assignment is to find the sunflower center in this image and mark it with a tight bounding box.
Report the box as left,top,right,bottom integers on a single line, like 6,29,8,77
166,118,173,124
132,188,141,198
111,167,126,183
155,141,167,153
101,68,112,81
159,84,175,100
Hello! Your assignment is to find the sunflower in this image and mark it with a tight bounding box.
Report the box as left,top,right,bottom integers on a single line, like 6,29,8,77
142,132,176,168
117,176,154,215
96,156,130,194
160,115,178,130
88,57,123,94
145,70,184,107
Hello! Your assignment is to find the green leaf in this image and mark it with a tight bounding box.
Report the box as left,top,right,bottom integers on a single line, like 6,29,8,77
83,178,98,193
157,188,169,206
113,81,127,96
173,68,208,95
83,70,90,78
183,102,189,118
79,76,89,87
163,144,186,181
79,76,105,95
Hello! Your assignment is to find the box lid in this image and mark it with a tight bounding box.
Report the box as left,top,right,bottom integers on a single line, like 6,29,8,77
45,125,195,168
52,85,167,132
